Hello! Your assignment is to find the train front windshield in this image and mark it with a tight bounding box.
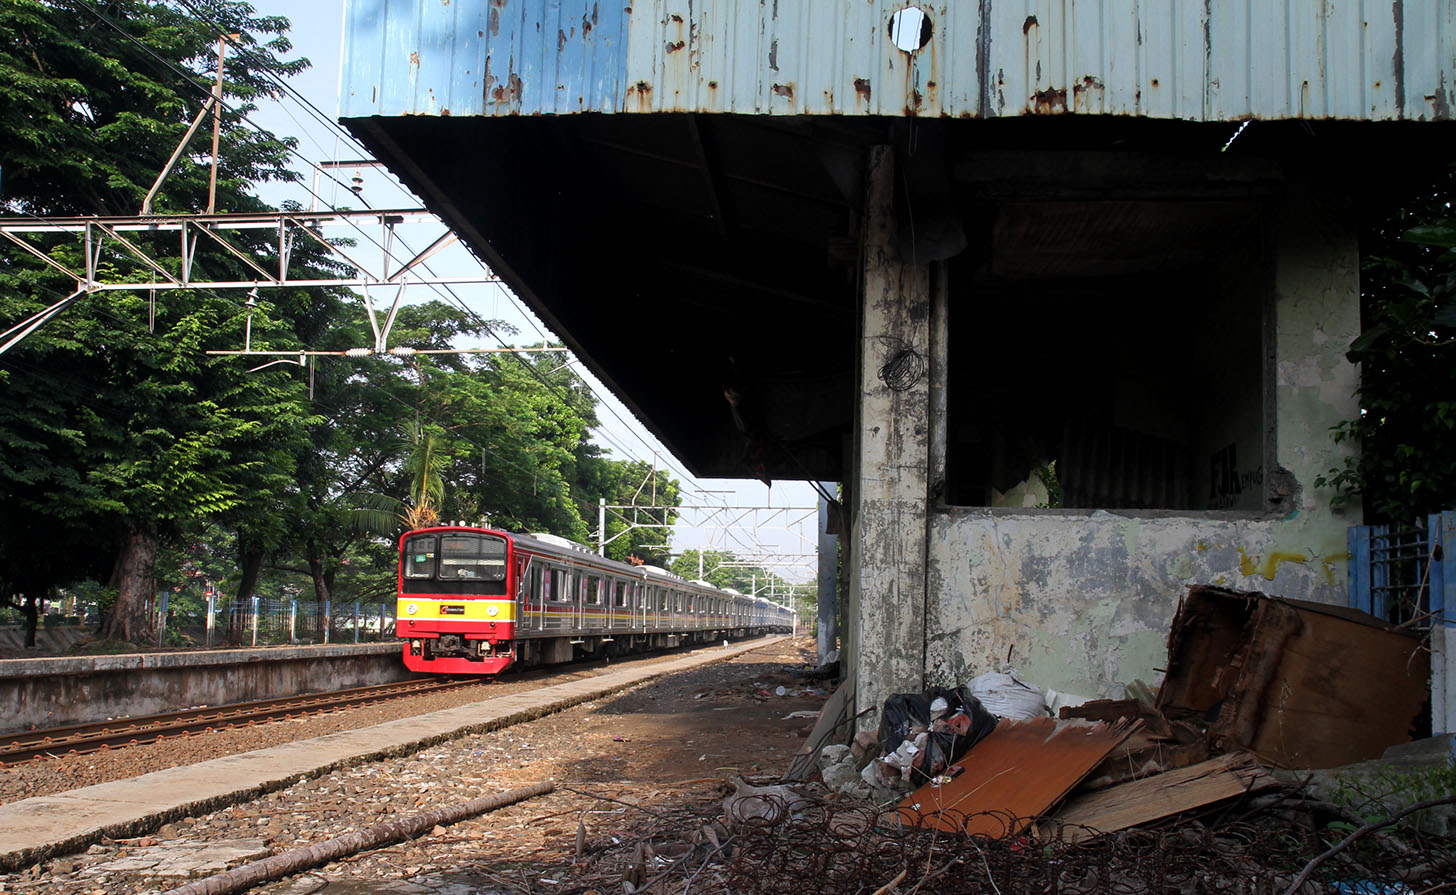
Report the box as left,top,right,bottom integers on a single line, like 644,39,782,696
401,532,508,595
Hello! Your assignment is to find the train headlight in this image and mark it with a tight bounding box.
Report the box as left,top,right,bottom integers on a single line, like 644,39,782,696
486,605,499,617
406,603,419,615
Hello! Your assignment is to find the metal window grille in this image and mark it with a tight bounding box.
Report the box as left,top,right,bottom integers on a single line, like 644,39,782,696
1349,511,1455,628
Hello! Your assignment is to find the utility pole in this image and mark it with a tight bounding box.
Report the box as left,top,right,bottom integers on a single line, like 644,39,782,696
598,498,607,556
207,34,240,214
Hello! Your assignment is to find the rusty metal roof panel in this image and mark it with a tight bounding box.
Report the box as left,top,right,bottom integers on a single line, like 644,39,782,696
896,717,1139,839
341,1,1456,121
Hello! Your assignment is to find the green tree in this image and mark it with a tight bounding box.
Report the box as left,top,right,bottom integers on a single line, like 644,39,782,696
0,0,315,641
671,549,744,589
585,459,681,566
1319,167,1456,522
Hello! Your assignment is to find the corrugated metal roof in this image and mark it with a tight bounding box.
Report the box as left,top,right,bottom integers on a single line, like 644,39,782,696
341,0,1456,121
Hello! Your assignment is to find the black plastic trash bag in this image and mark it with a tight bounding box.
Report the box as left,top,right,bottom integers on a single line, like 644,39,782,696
877,692,933,754
878,685,998,785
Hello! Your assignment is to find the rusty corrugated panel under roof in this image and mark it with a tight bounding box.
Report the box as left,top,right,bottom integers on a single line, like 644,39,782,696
342,0,1456,122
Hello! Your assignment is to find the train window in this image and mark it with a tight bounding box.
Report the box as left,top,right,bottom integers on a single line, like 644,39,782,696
402,535,437,579
613,581,627,608
549,568,569,602
438,534,507,581
585,574,602,605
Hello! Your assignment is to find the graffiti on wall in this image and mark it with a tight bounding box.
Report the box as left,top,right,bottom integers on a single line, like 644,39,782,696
1209,443,1262,509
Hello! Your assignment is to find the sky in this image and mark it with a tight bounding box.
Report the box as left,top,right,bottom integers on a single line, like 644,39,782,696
241,0,822,587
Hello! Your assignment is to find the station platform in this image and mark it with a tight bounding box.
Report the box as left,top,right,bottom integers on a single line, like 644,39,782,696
1,642,406,732
0,636,784,871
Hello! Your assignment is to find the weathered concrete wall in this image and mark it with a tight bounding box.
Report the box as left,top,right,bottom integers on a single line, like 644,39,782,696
921,180,1363,699
0,644,412,732
849,146,932,723
926,509,1354,697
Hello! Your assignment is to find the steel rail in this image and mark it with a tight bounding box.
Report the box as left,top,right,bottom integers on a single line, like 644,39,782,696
0,678,482,765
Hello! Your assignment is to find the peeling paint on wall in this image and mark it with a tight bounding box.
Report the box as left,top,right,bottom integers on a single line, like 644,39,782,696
924,181,1362,700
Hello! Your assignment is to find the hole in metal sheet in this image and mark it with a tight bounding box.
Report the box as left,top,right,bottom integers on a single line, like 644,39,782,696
889,7,932,53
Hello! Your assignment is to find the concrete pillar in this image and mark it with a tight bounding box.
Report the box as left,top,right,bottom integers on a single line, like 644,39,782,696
816,483,839,664
849,145,933,728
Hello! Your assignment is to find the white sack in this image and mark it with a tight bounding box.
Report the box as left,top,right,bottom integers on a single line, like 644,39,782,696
966,666,1047,720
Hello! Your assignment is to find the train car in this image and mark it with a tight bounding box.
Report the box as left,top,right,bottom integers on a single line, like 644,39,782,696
396,524,797,673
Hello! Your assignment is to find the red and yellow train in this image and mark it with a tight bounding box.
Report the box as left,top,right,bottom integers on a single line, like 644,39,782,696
396,524,797,673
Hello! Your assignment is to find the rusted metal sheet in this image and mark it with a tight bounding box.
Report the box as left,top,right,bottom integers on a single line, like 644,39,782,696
1054,752,1279,842
1158,586,1430,769
896,717,1138,839
342,0,1456,121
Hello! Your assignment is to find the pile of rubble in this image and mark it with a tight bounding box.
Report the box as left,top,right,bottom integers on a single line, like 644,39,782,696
730,585,1456,891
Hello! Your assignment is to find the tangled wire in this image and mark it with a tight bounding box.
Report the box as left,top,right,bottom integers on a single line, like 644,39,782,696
716,796,1456,895
526,789,1452,895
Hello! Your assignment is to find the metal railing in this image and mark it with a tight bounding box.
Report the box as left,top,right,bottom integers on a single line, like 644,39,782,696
1348,511,1455,628
156,595,396,648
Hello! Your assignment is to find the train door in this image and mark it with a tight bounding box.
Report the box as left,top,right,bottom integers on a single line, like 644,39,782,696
570,567,583,630
548,566,569,632
583,573,601,630
608,578,624,630
518,556,534,630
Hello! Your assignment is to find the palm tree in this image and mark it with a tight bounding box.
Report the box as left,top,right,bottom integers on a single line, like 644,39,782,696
401,421,447,530
348,421,450,536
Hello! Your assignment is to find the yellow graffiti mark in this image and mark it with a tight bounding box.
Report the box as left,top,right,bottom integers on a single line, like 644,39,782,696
1321,551,1353,586
1238,546,1308,581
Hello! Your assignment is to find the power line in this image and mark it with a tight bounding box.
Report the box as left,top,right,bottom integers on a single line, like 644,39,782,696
48,0,773,555
151,0,721,493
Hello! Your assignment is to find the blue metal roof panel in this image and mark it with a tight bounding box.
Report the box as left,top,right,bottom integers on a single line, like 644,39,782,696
341,0,1456,121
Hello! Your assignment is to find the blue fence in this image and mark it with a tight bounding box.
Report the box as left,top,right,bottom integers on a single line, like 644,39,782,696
1348,511,1456,629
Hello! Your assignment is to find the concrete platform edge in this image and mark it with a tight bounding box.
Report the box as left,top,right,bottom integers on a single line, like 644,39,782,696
0,636,786,871
0,642,401,680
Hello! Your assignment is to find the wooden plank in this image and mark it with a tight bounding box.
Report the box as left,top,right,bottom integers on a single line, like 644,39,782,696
1053,752,1279,842
1081,740,1210,791
782,669,853,782
896,717,1138,839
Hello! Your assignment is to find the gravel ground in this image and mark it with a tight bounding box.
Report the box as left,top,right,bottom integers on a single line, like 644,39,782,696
0,637,825,895
0,642,785,805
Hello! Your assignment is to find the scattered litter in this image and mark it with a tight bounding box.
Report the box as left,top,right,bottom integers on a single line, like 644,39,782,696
783,711,819,720
721,777,810,826
871,686,997,790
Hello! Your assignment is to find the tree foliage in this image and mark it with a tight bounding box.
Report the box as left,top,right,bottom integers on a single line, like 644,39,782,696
0,1,694,648
1319,168,1456,523
0,0,321,641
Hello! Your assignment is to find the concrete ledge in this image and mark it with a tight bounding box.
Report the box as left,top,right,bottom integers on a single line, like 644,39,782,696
1,644,410,733
0,636,785,871
0,642,400,680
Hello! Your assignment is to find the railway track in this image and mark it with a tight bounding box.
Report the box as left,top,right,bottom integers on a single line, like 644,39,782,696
0,678,484,765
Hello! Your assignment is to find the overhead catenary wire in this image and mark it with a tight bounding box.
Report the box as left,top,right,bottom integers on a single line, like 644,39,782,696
148,0,721,495
48,0,809,575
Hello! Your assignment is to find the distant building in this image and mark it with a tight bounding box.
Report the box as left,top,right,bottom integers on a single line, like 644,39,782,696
342,1,1456,719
